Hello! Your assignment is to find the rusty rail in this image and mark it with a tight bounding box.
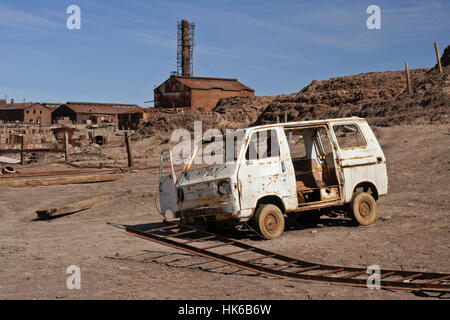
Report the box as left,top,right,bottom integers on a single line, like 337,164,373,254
121,221,450,292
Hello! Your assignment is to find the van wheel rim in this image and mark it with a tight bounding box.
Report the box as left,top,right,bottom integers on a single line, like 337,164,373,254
359,200,372,218
265,214,278,234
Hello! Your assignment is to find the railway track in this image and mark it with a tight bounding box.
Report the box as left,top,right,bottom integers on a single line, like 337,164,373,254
114,221,450,292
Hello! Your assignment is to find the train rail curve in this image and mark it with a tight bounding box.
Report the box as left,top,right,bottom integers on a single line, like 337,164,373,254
111,221,450,292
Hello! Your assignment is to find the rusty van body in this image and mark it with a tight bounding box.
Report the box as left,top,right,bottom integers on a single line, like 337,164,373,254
159,117,388,239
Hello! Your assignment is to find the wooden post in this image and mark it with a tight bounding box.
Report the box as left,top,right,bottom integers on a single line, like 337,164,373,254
21,135,25,165
125,132,134,168
64,132,69,163
434,42,443,74
284,111,288,123
405,62,412,94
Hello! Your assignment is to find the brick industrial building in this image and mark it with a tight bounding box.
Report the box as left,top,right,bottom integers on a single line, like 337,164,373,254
154,75,254,112
51,102,147,129
0,100,53,124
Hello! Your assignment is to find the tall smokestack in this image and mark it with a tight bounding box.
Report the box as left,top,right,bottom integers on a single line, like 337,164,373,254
181,20,190,76
177,19,195,76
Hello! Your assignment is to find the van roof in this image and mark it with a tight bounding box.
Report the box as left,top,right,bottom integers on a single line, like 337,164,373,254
209,117,366,139
245,117,365,132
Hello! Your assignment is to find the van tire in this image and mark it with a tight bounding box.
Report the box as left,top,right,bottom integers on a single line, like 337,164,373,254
254,204,285,239
349,192,377,226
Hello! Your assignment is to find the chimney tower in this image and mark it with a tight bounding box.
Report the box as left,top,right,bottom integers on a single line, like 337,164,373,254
177,19,195,76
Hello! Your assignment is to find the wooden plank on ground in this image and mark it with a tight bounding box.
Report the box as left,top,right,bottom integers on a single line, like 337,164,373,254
0,148,64,153
0,173,122,188
0,165,162,179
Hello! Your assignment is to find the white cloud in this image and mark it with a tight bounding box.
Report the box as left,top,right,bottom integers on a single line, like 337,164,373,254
0,5,60,30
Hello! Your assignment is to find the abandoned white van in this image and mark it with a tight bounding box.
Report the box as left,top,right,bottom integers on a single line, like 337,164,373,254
159,117,388,239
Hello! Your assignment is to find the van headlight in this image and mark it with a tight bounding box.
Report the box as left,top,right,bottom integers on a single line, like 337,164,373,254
217,181,231,195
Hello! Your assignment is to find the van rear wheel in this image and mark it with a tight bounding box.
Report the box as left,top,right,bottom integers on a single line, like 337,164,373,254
254,204,285,240
349,192,377,226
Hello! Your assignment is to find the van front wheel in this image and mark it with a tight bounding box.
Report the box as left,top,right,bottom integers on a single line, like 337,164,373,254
350,192,377,226
254,204,285,240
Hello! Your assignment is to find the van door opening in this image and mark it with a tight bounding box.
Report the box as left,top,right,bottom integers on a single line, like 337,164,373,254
285,126,340,206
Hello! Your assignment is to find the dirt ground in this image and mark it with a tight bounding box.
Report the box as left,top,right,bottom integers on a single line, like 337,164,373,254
0,123,449,300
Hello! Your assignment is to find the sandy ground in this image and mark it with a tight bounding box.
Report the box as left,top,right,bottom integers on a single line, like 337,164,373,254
0,124,449,300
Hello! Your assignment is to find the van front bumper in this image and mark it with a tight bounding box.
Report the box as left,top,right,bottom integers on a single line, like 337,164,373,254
175,206,233,218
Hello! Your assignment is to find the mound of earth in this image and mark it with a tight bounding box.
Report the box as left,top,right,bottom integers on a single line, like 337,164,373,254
257,66,448,126
213,95,276,127
137,44,449,139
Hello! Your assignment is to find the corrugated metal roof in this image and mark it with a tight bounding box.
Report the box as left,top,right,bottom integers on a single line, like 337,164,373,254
62,102,143,115
66,102,138,107
173,76,254,92
0,103,42,110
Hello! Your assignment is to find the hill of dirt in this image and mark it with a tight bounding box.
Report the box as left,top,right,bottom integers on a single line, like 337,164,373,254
136,44,449,138
213,95,276,127
257,65,447,126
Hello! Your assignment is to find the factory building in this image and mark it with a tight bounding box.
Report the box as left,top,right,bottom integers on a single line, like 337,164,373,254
51,102,145,129
154,75,254,111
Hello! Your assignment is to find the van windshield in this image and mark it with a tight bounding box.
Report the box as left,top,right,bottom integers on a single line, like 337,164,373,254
187,131,246,171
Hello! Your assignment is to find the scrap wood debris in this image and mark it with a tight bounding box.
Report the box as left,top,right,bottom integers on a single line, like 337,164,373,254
36,195,114,220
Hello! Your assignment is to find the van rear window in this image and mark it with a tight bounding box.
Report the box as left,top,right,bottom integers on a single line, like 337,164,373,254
333,124,366,149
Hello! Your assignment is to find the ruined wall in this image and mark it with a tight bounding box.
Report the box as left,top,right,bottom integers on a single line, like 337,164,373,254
0,126,57,148
76,113,117,124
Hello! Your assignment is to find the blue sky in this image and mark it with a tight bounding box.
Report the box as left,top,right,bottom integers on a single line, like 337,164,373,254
0,0,449,106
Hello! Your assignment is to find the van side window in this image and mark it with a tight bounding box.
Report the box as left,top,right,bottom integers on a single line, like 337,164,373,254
333,124,366,149
246,129,279,160
285,129,307,159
